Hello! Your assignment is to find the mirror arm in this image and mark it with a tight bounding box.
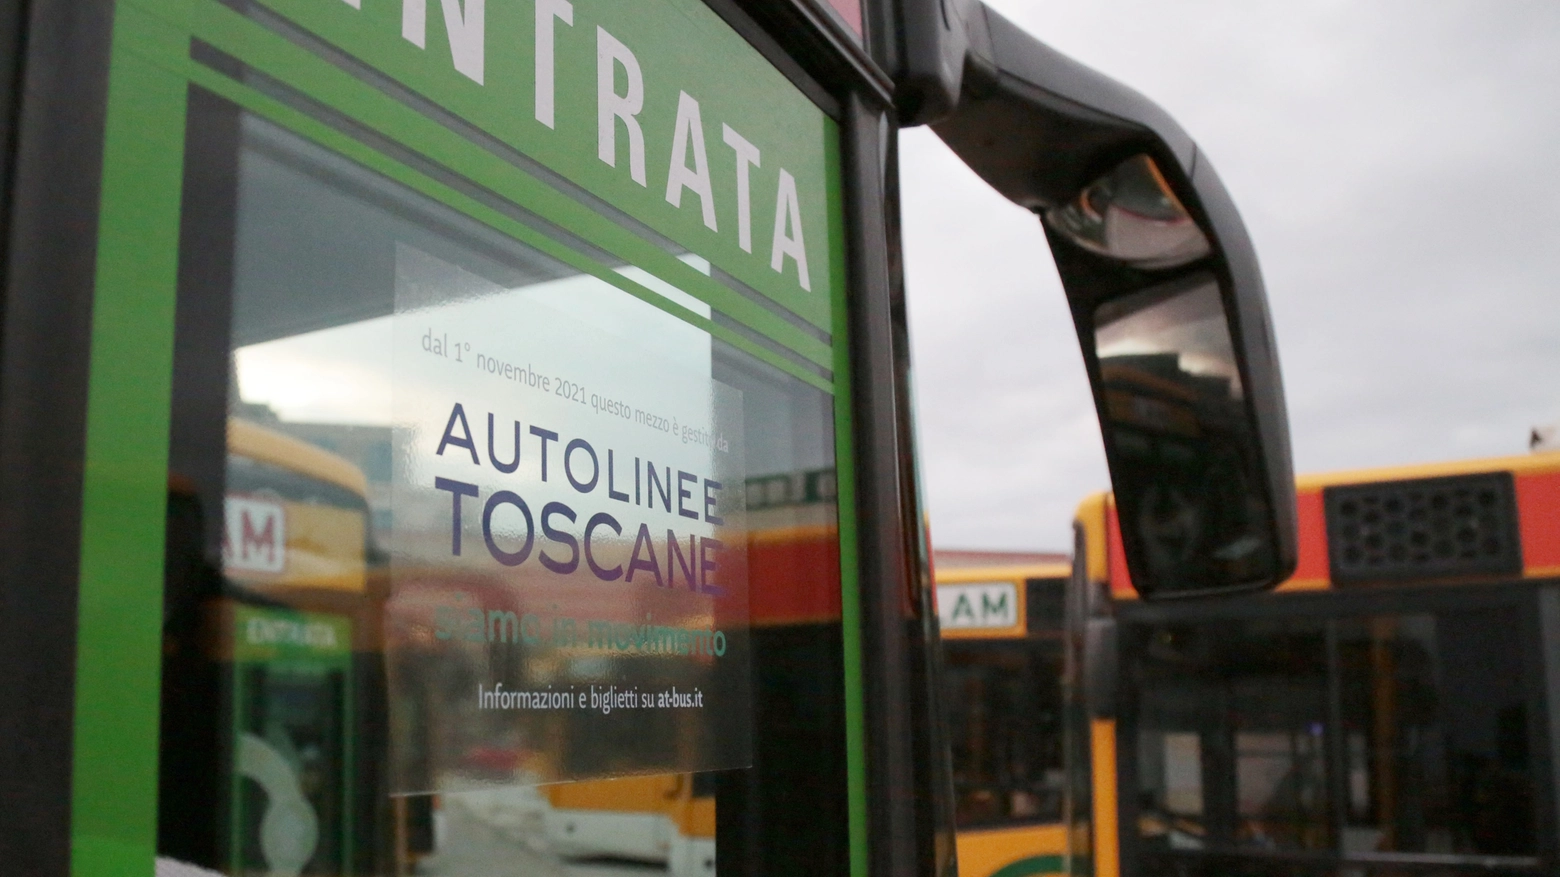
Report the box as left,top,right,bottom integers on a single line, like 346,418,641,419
913,3,1300,594
925,3,1195,212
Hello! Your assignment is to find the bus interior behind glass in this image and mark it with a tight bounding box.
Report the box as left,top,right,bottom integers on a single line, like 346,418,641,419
942,577,1068,829
1123,600,1540,870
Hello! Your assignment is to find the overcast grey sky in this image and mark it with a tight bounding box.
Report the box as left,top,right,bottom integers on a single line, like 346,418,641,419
901,2,1560,552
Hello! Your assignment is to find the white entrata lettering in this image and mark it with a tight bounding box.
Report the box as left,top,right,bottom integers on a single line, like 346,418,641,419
336,0,821,295
665,92,718,231
597,27,647,186
402,0,487,85
769,169,810,291
534,0,574,128
721,124,761,253
937,582,1020,631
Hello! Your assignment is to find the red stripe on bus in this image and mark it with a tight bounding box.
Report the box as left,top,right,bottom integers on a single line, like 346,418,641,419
1517,470,1560,572
1106,507,1134,596
1293,489,1330,583
749,532,843,624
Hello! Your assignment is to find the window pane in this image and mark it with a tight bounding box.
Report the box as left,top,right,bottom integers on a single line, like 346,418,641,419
158,86,848,876
1128,604,1539,871
1131,619,1332,853
943,640,1065,827
1336,609,1535,856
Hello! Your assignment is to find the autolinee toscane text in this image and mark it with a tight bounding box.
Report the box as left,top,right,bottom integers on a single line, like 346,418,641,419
430,400,731,593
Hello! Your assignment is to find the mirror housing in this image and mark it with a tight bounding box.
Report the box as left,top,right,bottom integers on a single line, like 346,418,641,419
920,4,1298,598
886,0,969,125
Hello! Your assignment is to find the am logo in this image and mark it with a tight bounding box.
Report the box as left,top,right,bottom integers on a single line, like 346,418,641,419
223,496,287,574
936,582,1019,632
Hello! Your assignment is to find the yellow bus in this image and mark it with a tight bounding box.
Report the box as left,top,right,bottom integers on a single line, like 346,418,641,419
1071,451,1560,877
159,418,395,874
541,772,715,876
935,552,1075,877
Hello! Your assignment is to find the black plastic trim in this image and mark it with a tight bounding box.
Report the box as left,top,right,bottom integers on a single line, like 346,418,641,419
932,4,1193,210
722,0,893,112
0,0,28,317
843,92,958,877
0,0,116,871
1324,471,1522,584
842,90,919,877
879,0,962,126
1114,575,1552,627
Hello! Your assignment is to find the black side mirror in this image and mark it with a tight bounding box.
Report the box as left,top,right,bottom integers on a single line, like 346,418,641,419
916,3,1298,598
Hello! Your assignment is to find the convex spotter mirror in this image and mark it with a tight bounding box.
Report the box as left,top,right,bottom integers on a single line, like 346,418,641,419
924,3,1298,598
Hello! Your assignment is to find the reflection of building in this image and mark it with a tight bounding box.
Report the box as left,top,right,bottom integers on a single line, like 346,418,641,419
234,401,394,541
1096,350,1269,586
745,467,837,511
1098,351,1244,449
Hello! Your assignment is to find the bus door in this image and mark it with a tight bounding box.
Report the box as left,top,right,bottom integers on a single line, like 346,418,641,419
1114,587,1550,877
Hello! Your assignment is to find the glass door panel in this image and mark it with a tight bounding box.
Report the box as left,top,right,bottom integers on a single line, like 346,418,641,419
1125,601,1541,877
156,73,849,877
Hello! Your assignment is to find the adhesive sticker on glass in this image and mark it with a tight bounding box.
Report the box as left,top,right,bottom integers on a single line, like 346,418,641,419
387,244,750,793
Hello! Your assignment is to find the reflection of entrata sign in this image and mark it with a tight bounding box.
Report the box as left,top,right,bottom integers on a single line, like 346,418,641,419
937,582,1020,631
233,605,353,661
432,401,728,591
224,496,286,574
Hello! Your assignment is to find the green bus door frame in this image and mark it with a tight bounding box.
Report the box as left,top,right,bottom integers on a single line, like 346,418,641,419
0,1,950,876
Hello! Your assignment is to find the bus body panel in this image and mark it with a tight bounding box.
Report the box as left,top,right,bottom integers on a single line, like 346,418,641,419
953,823,1067,877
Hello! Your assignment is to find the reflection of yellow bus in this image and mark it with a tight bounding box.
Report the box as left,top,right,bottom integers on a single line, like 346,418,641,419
935,553,1073,877
223,417,371,592
533,472,838,877
543,773,715,875
666,773,717,877
161,417,394,875
1071,452,1560,877
544,774,682,862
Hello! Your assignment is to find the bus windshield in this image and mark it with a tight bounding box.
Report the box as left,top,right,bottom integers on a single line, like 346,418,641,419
1129,606,1535,861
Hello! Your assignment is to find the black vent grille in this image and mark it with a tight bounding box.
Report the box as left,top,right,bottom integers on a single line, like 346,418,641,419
1324,472,1521,584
